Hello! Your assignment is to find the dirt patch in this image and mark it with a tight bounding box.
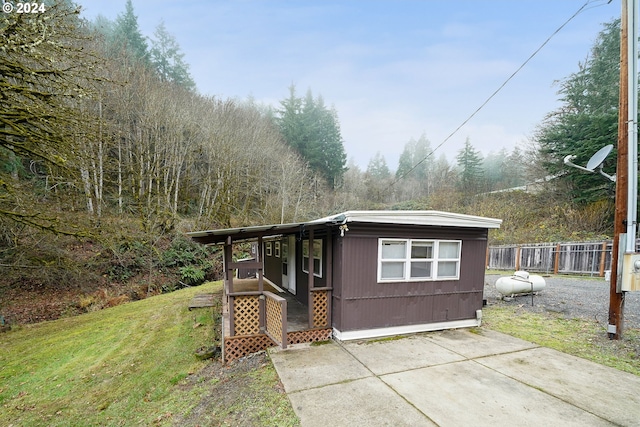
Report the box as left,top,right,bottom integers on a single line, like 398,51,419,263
171,351,297,427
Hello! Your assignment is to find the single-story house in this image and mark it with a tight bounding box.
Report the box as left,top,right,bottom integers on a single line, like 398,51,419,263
188,210,501,361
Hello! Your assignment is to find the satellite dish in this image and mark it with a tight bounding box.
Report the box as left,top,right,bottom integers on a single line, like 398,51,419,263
563,144,616,182
585,144,614,171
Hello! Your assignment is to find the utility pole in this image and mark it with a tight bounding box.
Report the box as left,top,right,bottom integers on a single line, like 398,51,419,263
610,0,638,340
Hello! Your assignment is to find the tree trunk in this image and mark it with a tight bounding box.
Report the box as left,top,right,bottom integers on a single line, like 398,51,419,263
80,167,94,215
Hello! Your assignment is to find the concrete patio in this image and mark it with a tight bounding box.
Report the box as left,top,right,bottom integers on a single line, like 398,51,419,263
269,328,640,426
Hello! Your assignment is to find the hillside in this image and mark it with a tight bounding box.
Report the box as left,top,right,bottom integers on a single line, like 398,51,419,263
0,190,615,327
0,214,223,326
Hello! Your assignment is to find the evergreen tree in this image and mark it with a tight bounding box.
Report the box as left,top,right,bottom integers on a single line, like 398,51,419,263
413,134,434,182
481,146,527,192
276,85,347,189
395,134,436,199
366,152,391,179
482,150,504,192
536,19,620,204
396,140,415,179
504,146,527,188
112,0,149,64
456,138,484,195
395,134,433,181
149,21,196,91
365,152,392,204
313,96,347,188
278,85,305,152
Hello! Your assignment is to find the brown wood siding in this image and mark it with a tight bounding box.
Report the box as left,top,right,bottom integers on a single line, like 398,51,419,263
294,239,309,305
295,236,328,306
334,223,488,332
331,234,343,329
263,241,283,288
263,234,330,307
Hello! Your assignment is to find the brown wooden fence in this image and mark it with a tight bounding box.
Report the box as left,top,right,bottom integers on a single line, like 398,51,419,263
487,240,631,276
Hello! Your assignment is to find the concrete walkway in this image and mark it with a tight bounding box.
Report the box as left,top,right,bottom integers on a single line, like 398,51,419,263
269,329,640,426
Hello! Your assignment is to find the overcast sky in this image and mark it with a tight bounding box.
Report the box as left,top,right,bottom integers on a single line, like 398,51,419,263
77,0,620,170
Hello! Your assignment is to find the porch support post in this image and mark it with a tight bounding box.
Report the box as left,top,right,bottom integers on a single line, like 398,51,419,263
225,236,234,336
229,295,235,336
258,235,265,333
325,231,333,329
307,229,315,328
225,236,234,295
257,235,264,293
259,294,266,334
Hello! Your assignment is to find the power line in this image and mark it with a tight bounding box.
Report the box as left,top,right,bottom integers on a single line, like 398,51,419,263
387,0,612,190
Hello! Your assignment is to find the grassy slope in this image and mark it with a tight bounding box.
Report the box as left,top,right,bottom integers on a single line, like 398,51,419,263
0,281,297,426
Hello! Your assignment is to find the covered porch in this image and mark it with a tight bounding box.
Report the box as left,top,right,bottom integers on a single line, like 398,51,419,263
223,278,310,333
221,273,332,362
188,221,338,363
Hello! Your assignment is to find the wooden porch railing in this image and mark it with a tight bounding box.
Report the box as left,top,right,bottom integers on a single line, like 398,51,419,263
264,291,287,349
228,292,261,336
227,291,288,349
309,287,331,328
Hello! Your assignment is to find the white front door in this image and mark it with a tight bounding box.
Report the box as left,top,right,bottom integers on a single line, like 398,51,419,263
282,236,296,294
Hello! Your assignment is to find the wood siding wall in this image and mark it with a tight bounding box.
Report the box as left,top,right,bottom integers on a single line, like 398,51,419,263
294,234,328,306
264,241,283,288
332,224,488,333
263,235,328,306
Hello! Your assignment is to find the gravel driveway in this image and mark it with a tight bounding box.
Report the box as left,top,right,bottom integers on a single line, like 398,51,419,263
484,273,640,330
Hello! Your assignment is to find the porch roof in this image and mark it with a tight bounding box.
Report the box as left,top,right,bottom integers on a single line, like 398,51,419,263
187,210,502,245
186,217,345,245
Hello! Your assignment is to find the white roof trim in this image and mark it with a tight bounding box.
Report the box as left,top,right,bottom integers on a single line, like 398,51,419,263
312,210,502,229
187,210,502,244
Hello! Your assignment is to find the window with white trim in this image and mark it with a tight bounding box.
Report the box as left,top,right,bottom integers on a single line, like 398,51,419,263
378,239,461,282
302,239,322,278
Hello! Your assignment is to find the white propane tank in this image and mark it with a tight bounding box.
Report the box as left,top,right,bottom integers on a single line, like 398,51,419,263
495,270,546,296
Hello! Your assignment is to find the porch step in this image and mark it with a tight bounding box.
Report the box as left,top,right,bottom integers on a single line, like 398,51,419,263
188,293,215,310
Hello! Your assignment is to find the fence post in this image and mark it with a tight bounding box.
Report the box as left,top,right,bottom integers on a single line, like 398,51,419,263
554,243,560,274
515,246,521,271
599,241,608,277
486,246,490,269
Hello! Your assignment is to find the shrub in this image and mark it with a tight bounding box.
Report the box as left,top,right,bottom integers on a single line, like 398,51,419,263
178,266,206,286
105,240,149,282
160,236,201,267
